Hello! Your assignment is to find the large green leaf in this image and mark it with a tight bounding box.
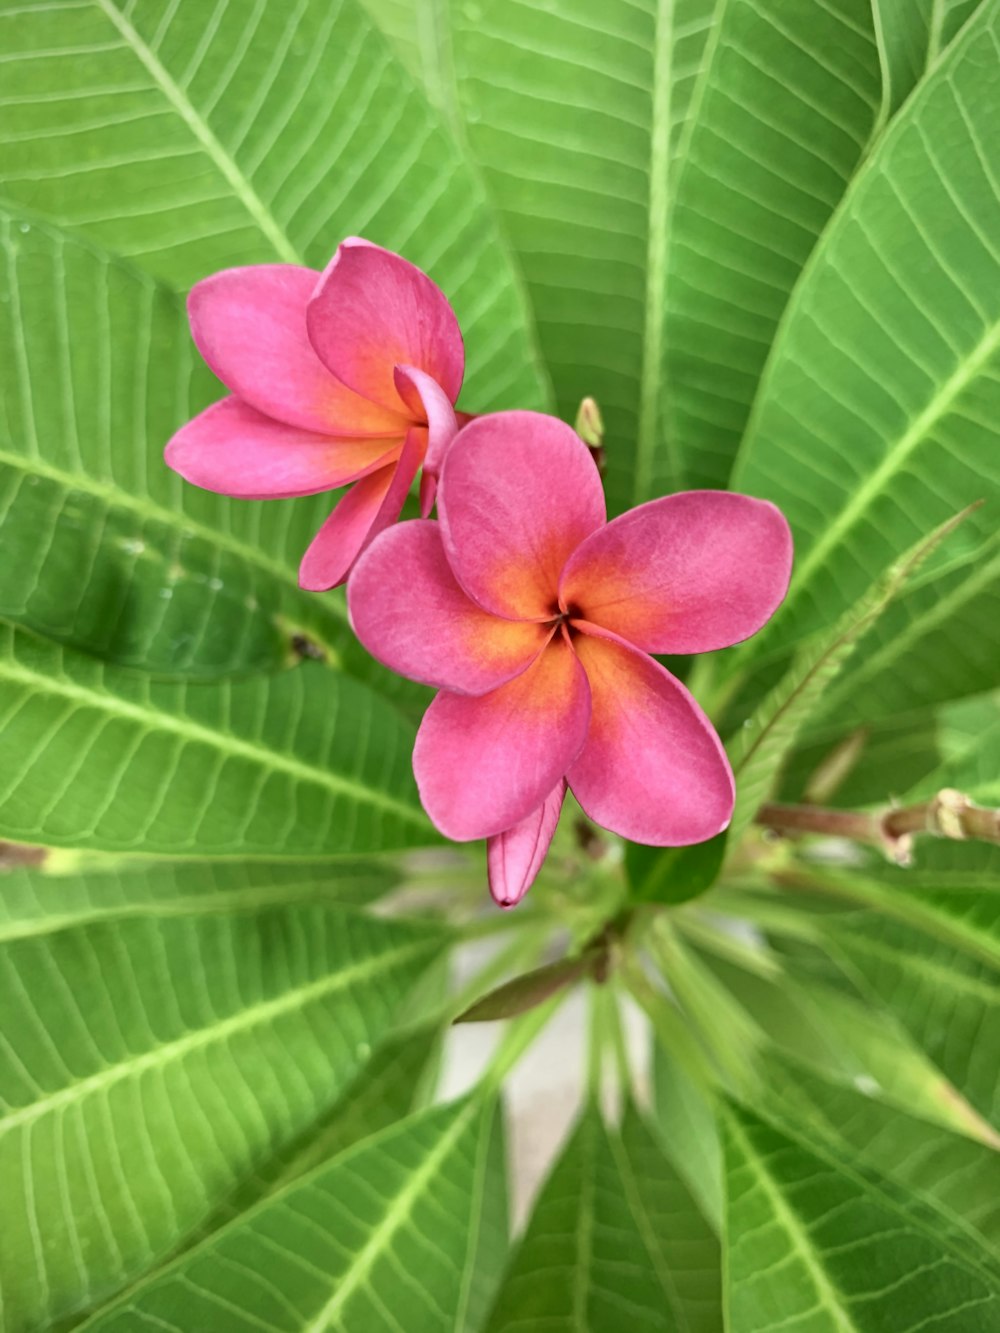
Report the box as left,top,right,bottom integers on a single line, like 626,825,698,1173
486,1103,720,1332
723,1102,1000,1332
732,4,1000,667
830,910,1000,1127
873,0,985,112
0,209,378,679
0,855,397,941
906,692,1000,801
449,0,883,510
81,1095,503,1332
0,904,446,1332
0,621,432,855
753,1053,1000,1252
0,0,546,414
194,1023,443,1236
800,529,1000,734
685,930,996,1143
807,842,1000,971
652,1042,724,1233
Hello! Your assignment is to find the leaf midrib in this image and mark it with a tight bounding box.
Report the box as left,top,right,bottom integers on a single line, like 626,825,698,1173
300,1098,480,1332
0,932,435,1134
785,313,1000,622
0,640,426,830
95,0,300,264
726,1112,861,1333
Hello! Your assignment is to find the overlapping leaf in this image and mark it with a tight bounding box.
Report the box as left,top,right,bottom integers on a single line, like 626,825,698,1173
485,1103,721,1332
81,1096,503,1333
0,621,432,855
753,1053,1000,1251
732,3,1000,666
0,904,446,1332
0,0,546,415
0,855,397,941
448,0,883,511
723,1102,1000,1332
831,909,1000,1127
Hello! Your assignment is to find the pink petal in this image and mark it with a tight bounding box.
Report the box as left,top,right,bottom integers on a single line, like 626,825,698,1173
413,635,591,840
394,364,459,484
188,266,408,436
438,411,606,620
348,521,549,695
165,397,401,499
298,427,425,590
488,781,566,909
306,238,464,415
560,491,793,654
568,627,734,845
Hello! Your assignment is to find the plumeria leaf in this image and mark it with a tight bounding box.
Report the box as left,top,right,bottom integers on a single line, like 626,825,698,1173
0,0,547,414
751,1052,1000,1252
79,1096,504,1333
0,621,433,856
0,209,427,697
0,904,447,1332
905,692,1000,803
722,1101,1000,1333
690,934,998,1145
447,0,886,510
731,3,1000,669
189,1024,443,1239
485,1103,721,1332
625,831,728,905
725,507,975,843
873,0,985,112
829,910,1000,1129
652,1042,724,1234
0,855,397,942
800,529,1000,736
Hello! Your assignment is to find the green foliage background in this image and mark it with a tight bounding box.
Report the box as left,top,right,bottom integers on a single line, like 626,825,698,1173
0,0,999,1329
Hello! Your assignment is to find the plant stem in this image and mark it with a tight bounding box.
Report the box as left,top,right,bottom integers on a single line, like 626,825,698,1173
756,789,1000,863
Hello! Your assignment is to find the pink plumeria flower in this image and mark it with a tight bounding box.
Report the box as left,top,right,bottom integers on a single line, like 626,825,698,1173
165,238,464,589
348,411,793,908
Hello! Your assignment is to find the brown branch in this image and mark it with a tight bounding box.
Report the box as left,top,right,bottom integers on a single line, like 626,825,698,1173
756,789,1000,866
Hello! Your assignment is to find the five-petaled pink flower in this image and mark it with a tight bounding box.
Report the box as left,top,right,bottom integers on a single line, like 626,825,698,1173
348,412,793,907
165,238,464,589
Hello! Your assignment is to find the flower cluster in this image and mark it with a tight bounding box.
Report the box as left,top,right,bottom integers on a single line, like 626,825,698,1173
168,241,793,906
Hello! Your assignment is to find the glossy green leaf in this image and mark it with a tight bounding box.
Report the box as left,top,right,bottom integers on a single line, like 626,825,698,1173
652,1042,724,1233
0,209,407,681
801,529,1000,734
906,692,1000,802
81,1095,502,1333
0,0,546,415
723,1102,1000,1332
449,0,882,512
486,1103,720,1332
752,1053,1000,1252
0,621,433,855
0,855,397,941
692,938,996,1143
873,0,984,112
732,4,1000,667
195,1024,443,1237
0,904,446,1332
625,830,727,905
830,911,1000,1127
